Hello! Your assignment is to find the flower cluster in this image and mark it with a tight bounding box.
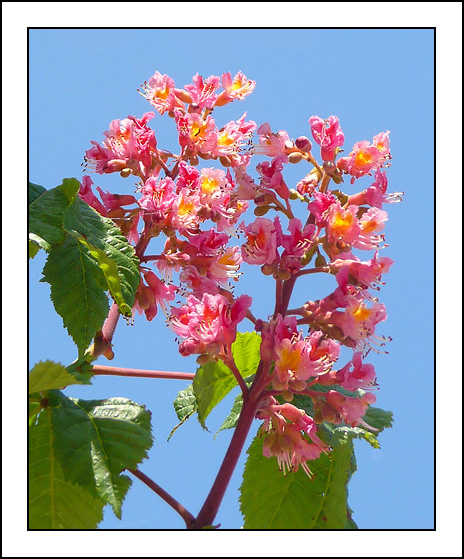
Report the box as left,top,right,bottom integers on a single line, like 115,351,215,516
81,71,257,362
80,73,401,478
233,113,401,475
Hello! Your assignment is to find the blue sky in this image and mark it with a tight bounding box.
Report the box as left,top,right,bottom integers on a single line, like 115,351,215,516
27,27,436,532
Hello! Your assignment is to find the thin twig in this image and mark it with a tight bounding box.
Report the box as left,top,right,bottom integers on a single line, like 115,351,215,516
128,468,195,528
220,355,249,398
92,364,195,381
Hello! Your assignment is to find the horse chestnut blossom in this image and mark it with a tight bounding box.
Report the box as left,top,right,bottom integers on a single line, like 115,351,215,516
309,115,345,162
79,71,401,484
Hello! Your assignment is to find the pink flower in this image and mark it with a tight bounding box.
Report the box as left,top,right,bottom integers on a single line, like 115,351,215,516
347,170,402,209
169,292,251,358
139,177,177,231
79,176,107,216
307,190,337,225
231,165,259,201
184,73,221,109
176,161,200,191
254,122,290,157
325,390,377,428
79,176,140,243
273,338,314,392
95,187,137,214
279,218,316,274
134,269,177,321
175,110,218,155
186,228,230,256
240,217,279,266
337,140,383,184
353,207,388,250
198,167,229,202
170,293,228,357
309,115,344,161
320,352,376,391
84,113,157,179
256,155,289,199
179,266,222,297
331,251,394,292
216,71,256,106
170,187,201,234
258,399,327,476
208,246,243,286
372,131,391,160
332,296,387,345
213,113,256,167
139,71,184,115
325,201,361,246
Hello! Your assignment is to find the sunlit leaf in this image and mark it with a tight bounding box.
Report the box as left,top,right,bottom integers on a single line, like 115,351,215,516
29,410,104,529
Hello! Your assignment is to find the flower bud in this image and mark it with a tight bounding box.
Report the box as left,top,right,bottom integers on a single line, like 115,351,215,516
288,151,303,164
198,151,213,160
321,403,338,423
282,390,294,402
315,253,327,267
219,155,232,167
278,269,292,281
323,160,336,175
136,286,152,310
261,263,277,276
295,136,312,153
331,168,344,184
174,88,192,104
254,205,270,216
196,353,211,366
291,380,307,392
289,189,304,201
120,168,133,178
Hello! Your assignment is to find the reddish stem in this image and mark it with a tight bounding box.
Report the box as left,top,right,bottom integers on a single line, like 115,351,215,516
92,364,195,381
191,392,259,529
128,468,195,528
220,354,249,398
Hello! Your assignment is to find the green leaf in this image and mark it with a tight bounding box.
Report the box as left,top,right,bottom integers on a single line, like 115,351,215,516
215,374,255,437
63,198,140,309
29,360,87,394
215,391,243,436
29,410,105,529
193,360,238,429
169,384,197,440
70,231,132,316
41,235,110,355
240,432,355,529
362,406,394,432
171,333,261,435
58,177,81,203
193,332,261,429
29,238,40,259
49,392,153,518
28,178,80,247
231,332,261,376
28,181,46,205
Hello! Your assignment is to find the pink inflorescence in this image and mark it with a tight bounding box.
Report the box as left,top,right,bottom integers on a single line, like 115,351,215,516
80,73,401,477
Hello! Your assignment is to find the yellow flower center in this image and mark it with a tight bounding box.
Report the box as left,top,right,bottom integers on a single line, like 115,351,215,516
201,176,219,195
352,304,372,322
354,150,372,167
178,198,194,216
332,210,355,234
